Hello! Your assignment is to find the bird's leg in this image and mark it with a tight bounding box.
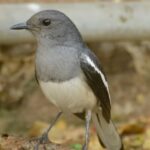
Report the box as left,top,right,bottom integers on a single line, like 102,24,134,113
82,110,92,150
34,111,62,150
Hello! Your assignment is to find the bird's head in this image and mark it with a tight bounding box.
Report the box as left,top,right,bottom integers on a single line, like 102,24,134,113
11,10,82,44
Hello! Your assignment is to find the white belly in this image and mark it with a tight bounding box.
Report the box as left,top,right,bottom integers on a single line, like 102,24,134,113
39,76,96,113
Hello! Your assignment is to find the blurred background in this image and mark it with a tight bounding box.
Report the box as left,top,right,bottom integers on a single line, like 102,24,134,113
0,0,150,150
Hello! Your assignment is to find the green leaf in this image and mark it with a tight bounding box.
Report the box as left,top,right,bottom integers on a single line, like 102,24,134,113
70,143,82,150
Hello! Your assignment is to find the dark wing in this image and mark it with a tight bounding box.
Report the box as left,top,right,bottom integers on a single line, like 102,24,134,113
80,51,111,122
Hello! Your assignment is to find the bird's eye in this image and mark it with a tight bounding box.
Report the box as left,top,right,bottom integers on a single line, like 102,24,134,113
42,19,51,26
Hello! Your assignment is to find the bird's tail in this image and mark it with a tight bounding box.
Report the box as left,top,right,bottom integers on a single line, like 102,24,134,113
92,110,123,150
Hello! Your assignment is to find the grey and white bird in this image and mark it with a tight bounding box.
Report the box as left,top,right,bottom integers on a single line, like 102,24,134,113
11,10,123,150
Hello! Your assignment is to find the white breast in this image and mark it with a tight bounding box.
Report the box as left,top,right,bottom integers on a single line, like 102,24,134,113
39,76,97,113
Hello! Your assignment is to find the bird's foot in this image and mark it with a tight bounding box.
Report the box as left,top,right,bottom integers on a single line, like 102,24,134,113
82,144,88,150
30,132,50,150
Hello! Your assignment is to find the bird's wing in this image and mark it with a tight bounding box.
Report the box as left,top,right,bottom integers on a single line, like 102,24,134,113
80,50,111,122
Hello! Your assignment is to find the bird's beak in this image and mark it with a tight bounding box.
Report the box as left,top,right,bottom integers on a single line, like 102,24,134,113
10,22,29,30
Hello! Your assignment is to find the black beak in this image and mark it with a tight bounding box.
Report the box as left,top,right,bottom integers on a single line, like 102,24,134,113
10,23,28,30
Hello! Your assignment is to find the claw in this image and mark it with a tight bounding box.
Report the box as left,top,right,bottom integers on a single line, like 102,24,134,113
30,133,50,150
29,112,62,150
82,144,87,150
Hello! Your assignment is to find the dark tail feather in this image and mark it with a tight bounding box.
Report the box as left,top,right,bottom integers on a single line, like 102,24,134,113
92,110,123,150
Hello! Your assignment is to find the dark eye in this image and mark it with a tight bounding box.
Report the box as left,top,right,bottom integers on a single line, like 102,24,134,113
42,19,51,26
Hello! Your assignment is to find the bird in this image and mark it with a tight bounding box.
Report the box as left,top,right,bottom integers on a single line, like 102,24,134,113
11,10,123,150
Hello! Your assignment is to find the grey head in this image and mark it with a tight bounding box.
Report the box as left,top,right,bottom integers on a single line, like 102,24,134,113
11,10,86,82
11,10,83,46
